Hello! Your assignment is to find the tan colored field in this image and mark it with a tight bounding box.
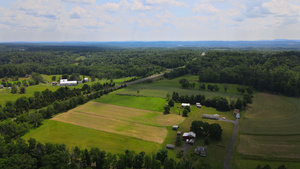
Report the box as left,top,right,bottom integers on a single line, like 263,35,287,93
238,134,300,160
52,102,184,144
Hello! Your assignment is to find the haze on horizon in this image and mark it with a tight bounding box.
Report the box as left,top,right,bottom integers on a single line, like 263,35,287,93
0,0,300,42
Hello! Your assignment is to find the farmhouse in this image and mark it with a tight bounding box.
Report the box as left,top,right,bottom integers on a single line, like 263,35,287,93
196,102,201,108
60,79,77,86
181,103,190,107
183,131,196,140
202,114,219,120
194,146,207,157
172,125,179,130
166,144,175,150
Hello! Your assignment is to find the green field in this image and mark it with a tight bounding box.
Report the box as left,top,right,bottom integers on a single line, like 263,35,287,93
0,75,133,106
233,93,300,168
22,120,161,154
115,74,242,99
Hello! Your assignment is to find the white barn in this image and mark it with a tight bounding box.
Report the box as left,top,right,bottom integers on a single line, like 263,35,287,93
181,103,190,107
60,79,77,86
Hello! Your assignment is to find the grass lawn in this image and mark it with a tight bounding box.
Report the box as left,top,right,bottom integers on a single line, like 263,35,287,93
115,74,242,100
22,120,161,154
234,93,300,168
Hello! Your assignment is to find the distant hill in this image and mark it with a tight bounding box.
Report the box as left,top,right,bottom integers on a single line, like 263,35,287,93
1,40,300,49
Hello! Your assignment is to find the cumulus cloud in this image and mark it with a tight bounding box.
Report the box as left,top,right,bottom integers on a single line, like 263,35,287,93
62,0,96,5
145,0,188,7
192,3,221,14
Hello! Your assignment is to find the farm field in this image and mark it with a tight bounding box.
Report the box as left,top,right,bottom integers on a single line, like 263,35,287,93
22,120,161,154
234,93,300,169
52,101,184,143
116,74,242,99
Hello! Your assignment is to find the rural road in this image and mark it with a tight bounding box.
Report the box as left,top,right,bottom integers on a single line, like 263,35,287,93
223,119,239,169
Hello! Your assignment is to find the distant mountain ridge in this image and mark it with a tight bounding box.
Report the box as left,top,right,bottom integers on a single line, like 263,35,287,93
1,40,300,49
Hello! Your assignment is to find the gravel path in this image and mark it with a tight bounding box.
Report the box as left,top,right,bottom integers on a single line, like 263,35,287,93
223,119,239,169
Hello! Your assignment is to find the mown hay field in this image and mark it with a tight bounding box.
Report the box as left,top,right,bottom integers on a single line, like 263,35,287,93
234,93,300,169
22,120,161,154
52,102,184,143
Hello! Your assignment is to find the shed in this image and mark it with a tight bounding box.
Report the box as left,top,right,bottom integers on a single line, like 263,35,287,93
194,146,207,157
6,87,11,90
202,114,219,120
186,139,195,145
84,78,89,82
233,109,239,115
177,131,182,135
196,102,201,108
183,131,196,140
181,103,190,107
236,113,240,119
166,144,175,150
0,85,4,89
52,82,58,86
172,125,179,130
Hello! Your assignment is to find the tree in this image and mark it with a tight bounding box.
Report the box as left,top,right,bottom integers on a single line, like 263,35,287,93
182,109,188,117
209,123,223,140
200,84,206,90
224,84,228,92
28,112,43,127
179,79,190,88
168,99,174,107
175,135,182,146
277,165,287,169
90,148,106,169
51,76,56,81
156,148,168,164
214,85,220,91
11,85,18,94
164,105,170,114
19,86,26,94
204,137,209,145
207,84,214,91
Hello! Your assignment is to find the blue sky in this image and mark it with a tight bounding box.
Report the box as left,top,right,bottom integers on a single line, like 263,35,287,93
0,0,299,41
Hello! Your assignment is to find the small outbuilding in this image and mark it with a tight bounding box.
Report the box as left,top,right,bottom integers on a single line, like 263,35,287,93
60,79,77,86
172,125,179,130
6,87,11,90
181,103,190,107
166,144,175,150
202,114,219,120
183,131,196,140
196,102,201,108
177,131,182,135
186,139,195,145
194,146,207,157
52,82,58,86
0,85,4,89
83,78,89,82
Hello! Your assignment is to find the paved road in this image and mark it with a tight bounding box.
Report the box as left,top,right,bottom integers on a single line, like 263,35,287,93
223,119,239,169
116,71,169,88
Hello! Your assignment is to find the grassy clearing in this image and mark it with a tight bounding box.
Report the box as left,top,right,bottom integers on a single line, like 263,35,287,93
22,120,161,154
94,94,166,112
235,93,300,168
116,74,242,100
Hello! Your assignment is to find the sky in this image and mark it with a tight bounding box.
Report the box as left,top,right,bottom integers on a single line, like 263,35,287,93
0,0,300,41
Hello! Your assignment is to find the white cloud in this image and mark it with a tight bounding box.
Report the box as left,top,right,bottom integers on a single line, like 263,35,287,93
192,3,221,14
62,0,96,5
146,0,188,7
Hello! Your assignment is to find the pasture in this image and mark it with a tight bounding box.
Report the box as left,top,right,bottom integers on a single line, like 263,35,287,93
115,74,242,99
235,93,300,168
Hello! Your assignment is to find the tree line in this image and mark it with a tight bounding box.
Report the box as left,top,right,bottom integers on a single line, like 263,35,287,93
185,50,300,97
171,92,253,112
